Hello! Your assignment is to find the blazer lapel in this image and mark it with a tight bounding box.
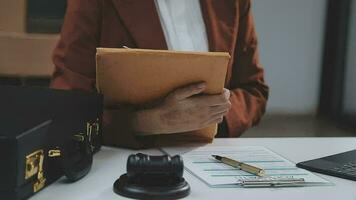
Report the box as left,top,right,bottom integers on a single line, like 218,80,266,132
111,0,167,49
200,0,239,84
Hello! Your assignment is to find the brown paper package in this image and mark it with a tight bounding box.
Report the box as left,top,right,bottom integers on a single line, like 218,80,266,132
96,48,230,148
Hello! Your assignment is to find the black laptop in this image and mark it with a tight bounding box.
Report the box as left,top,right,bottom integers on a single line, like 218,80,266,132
297,149,356,181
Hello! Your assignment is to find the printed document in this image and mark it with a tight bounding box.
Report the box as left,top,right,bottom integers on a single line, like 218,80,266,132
162,146,331,187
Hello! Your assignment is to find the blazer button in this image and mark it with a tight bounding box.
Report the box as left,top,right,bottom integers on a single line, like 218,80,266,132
243,46,248,52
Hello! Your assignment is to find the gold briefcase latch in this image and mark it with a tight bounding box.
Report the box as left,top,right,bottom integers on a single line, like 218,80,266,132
87,118,100,139
48,149,61,157
25,150,46,192
85,118,100,151
72,119,100,152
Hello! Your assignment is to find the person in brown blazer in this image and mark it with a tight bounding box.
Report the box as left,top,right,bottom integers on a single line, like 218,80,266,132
51,0,269,148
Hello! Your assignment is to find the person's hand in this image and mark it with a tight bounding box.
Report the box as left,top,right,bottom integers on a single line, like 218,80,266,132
132,83,231,135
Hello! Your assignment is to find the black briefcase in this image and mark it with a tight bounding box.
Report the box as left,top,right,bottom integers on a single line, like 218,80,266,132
0,86,103,200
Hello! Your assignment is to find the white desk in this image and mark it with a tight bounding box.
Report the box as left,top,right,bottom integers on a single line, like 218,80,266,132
32,138,356,200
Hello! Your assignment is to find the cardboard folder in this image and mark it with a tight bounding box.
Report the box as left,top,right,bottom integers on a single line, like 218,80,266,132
96,48,230,144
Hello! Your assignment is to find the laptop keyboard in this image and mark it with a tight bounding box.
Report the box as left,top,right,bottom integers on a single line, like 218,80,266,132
329,161,356,176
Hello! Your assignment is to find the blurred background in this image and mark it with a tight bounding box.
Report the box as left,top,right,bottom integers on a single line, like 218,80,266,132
0,0,355,137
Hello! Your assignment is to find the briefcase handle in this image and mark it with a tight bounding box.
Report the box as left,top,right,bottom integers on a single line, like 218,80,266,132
58,133,93,182
47,120,100,182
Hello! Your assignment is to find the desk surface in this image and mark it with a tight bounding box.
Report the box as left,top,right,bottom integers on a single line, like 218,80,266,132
32,138,356,200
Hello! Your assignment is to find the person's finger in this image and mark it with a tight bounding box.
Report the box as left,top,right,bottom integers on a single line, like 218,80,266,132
167,82,206,101
216,117,224,124
193,91,230,106
203,115,224,126
223,88,231,100
202,110,226,125
211,110,229,118
209,103,231,114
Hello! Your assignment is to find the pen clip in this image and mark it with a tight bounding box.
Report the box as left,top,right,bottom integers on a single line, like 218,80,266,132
239,177,305,188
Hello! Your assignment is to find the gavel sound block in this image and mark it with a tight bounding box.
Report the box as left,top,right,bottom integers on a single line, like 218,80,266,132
113,153,190,199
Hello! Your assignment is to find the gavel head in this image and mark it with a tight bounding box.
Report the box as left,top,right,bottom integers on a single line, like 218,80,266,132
126,153,183,179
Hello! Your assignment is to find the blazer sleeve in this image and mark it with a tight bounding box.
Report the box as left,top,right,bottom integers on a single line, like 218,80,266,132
50,0,151,149
50,0,102,91
225,0,269,137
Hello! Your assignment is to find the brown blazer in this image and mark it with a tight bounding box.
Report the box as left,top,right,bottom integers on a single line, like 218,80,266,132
51,0,269,148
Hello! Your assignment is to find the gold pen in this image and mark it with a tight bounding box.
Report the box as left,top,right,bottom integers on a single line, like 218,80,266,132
212,155,265,177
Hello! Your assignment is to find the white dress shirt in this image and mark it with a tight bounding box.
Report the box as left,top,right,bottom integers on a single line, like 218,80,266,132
155,0,209,52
